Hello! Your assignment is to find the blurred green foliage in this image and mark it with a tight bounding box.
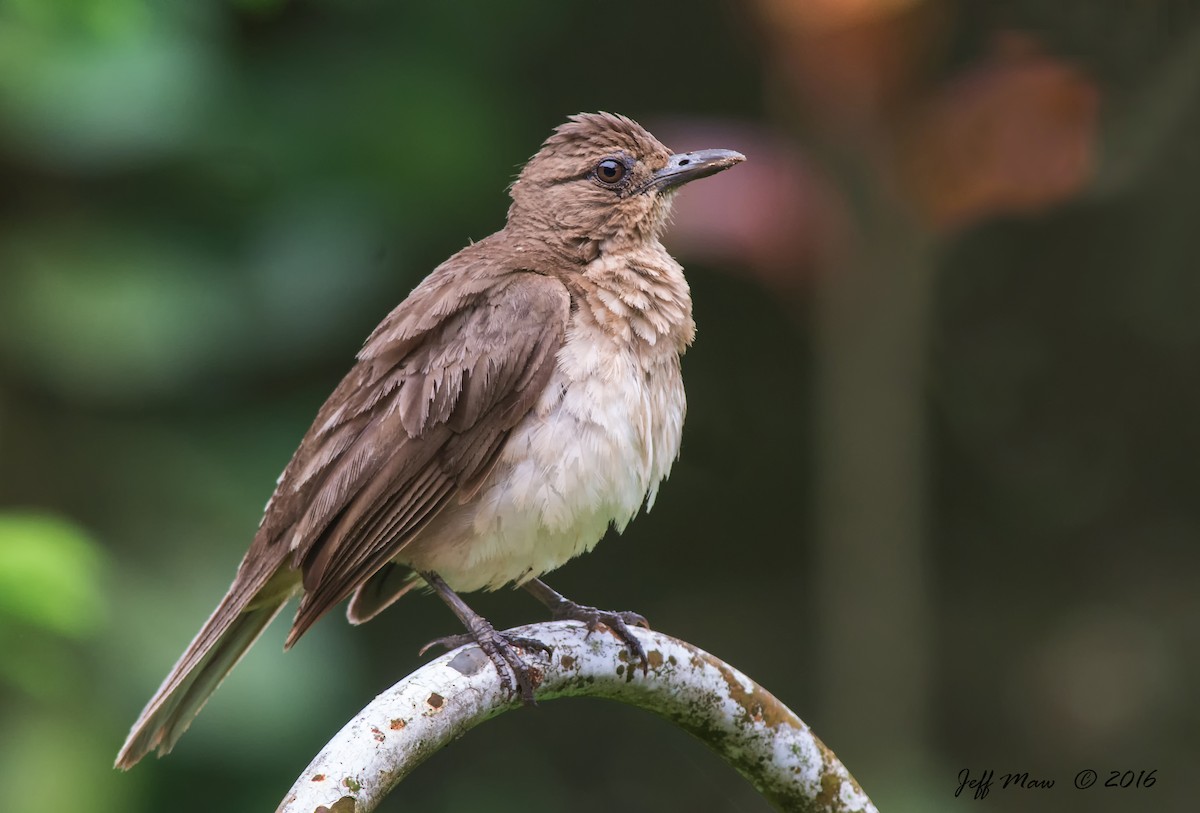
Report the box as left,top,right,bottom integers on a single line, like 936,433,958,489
0,511,134,813
0,512,105,638
0,512,106,698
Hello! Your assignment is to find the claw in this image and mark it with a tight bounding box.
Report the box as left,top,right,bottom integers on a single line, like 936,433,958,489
418,633,472,657
521,579,652,675
558,605,650,674
419,627,549,703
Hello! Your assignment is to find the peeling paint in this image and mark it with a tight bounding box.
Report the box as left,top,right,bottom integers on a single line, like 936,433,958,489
389,719,406,731
448,648,489,676
426,693,444,709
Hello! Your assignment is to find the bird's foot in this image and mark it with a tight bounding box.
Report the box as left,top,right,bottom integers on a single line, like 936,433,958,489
548,601,650,674
420,623,550,703
420,571,551,703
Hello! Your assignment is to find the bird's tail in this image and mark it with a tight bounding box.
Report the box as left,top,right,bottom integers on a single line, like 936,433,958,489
115,569,298,769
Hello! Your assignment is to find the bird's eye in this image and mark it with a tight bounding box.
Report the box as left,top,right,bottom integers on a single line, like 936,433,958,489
594,158,627,186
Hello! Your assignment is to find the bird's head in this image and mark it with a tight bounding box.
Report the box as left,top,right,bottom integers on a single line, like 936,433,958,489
507,112,743,257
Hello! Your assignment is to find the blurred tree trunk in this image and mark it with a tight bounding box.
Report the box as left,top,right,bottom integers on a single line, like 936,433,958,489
812,170,935,779
756,9,1099,793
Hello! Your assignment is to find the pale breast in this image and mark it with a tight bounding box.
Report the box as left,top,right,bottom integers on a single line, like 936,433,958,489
398,316,687,593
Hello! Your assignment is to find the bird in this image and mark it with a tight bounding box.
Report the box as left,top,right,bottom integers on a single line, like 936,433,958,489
116,112,744,769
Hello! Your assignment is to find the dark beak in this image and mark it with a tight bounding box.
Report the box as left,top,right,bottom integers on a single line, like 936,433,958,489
648,148,745,192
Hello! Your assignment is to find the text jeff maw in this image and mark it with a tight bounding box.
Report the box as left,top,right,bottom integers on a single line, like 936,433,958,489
956,768,1054,799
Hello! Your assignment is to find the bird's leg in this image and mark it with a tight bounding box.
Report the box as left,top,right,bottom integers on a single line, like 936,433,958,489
419,572,549,703
522,578,649,673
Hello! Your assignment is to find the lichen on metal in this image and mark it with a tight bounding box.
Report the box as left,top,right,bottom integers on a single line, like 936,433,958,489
276,621,878,813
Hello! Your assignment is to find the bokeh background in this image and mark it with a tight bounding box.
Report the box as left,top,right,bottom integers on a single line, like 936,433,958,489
2,1,1197,811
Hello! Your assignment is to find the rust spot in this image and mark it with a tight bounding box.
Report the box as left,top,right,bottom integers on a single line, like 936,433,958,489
668,655,677,666
813,735,868,809
647,650,664,670
818,770,841,809
816,737,836,765
312,774,326,782
370,726,385,742
390,718,406,730
560,654,577,669
699,652,801,731
317,797,358,813
427,692,445,709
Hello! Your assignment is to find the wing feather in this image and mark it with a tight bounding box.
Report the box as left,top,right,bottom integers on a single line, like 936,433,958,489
254,268,570,643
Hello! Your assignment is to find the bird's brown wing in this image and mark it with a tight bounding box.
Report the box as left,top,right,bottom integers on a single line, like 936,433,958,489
254,268,571,645
115,264,568,768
